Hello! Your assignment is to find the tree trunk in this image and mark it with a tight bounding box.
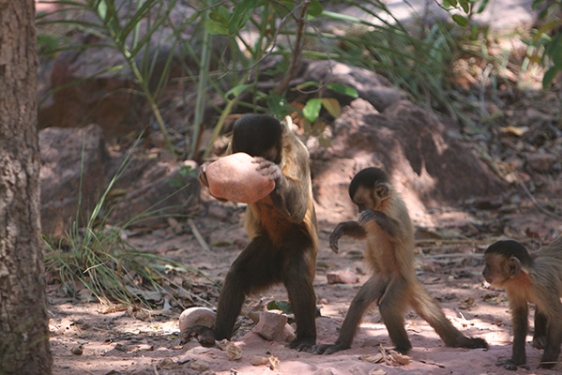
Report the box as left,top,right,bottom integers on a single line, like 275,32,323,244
0,0,53,374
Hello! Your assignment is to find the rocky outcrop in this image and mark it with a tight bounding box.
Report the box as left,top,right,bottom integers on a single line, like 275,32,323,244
39,125,199,236
40,124,109,236
311,99,507,222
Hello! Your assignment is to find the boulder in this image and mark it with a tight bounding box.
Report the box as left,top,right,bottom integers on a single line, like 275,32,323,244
302,60,407,112
37,0,227,140
311,97,506,223
39,125,199,235
105,154,199,228
40,124,109,237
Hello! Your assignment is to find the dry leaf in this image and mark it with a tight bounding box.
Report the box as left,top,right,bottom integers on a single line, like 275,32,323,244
190,358,210,371
500,126,529,136
268,355,280,370
159,357,180,370
369,369,388,375
459,296,475,310
321,98,341,118
225,342,242,360
387,350,412,366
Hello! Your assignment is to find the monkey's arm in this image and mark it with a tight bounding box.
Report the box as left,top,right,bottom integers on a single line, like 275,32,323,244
496,293,528,370
329,221,366,254
253,156,310,223
358,209,400,241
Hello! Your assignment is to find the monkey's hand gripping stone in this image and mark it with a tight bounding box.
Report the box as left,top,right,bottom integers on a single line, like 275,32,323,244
205,152,275,203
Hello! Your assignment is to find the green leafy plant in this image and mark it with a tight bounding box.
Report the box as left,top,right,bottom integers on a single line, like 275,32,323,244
36,0,184,156
443,0,562,89
44,144,204,307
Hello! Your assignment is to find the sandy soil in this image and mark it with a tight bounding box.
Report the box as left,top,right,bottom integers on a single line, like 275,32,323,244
47,196,562,375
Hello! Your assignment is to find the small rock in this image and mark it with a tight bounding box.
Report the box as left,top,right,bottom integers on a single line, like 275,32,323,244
251,312,287,341
205,152,275,203
250,355,270,366
71,345,83,355
526,153,556,172
190,358,210,371
226,342,243,360
159,357,180,370
179,307,216,333
326,270,359,284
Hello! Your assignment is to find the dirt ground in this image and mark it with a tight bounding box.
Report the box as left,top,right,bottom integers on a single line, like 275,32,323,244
47,191,562,375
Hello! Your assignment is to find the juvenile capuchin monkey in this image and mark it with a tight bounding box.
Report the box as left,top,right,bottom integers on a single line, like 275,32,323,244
483,237,562,370
186,114,319,351
313,167,488,355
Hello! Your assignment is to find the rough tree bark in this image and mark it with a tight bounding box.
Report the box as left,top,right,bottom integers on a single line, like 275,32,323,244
0,0,53,374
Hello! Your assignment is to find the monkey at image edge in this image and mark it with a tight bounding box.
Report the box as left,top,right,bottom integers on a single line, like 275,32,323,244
483,237,562,370
313,167,488,355
186,114,319,351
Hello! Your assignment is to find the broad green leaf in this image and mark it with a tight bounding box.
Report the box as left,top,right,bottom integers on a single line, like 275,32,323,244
308,0,323,17
321,98,341,118
204,20,229,36
459,0,470,13
303,98,322,122
209,8,229,26
266,300,292,314
447,0,458,7
95,0,107,20
267,92,290,119
475,0,489,14
275,1,294,18
542,66,560,89
452,14,469,27
549,34,562,69
326,83,358,98
230,0,260,33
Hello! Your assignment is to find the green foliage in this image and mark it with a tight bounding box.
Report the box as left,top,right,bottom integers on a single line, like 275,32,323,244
443,0,562,89
266,300,292,314
44,145,202,307
37,0,480,153
315,2,475,127
297,82,358,122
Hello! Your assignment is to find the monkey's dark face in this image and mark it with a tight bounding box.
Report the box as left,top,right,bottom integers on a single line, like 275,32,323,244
483,253,517,287
351,183,390,212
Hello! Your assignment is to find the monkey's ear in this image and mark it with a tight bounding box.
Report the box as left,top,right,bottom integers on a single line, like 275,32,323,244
507,256,522,276
374,183,390,199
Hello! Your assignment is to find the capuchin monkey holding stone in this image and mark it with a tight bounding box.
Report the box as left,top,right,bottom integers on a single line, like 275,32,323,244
186,114,319,351
313,167,488,355
483,237,562,370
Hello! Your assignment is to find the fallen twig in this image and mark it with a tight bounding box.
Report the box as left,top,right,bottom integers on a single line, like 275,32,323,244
518,179,562,220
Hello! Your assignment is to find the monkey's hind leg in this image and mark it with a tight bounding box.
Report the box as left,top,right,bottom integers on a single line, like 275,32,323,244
410,283,488,350
538,301,562,369
283,245,318,352
531,308,547,350
214,236,277,342
313,275,387,355
378,276,413,354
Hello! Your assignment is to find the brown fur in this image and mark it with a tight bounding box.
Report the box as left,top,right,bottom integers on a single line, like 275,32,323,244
189,115,318,351
483,237,562,369
313,167,488,355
